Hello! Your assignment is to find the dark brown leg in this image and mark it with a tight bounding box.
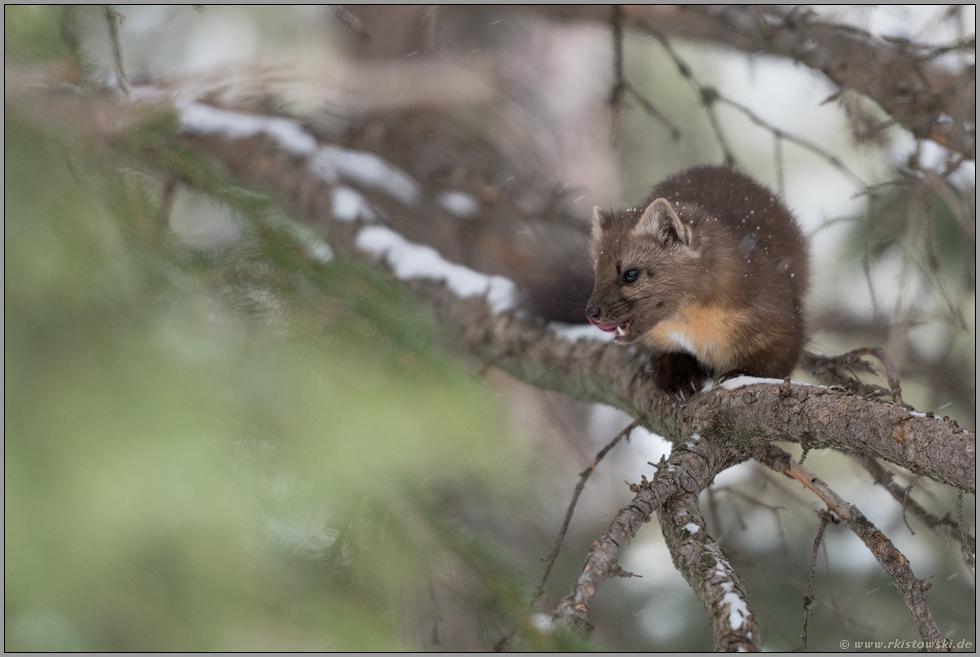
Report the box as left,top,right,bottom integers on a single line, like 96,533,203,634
653,352,711,397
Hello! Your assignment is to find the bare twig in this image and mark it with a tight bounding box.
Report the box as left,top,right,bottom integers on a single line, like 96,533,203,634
773,133,785,196
103,5,130,93
920,169,975,245
599,6,682,138
490,634,509,652
608,5,625,147
849,452,976,555
419,5,439,52
862,195,881,316
639,26,737,166
702,89,737,168
922,209,969,329
800,512,832,652
806,311,975,416
868,347,903,406
806,212,856,238
640,22,873,183
849,177,909,200
716,95,866,188
532,418,642,605
332,5,371,41
915,35,976,60
800,346,904,405
756,444,946,648
427,578,441,646
624,82,681,140
528,5,975,156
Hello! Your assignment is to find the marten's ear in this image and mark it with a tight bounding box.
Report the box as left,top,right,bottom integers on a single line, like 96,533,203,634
633,198,695,248
592,206,610,238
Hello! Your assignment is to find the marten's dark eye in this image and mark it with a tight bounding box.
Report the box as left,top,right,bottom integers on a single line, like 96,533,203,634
623,269,639,283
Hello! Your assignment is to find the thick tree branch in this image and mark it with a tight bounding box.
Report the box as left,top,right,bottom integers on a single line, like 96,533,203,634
658,490,761,651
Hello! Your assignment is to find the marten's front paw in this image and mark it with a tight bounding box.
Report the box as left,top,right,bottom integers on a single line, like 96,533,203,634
652,352,710,400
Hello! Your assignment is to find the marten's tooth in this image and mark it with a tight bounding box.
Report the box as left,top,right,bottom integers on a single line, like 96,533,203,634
616,325,626,336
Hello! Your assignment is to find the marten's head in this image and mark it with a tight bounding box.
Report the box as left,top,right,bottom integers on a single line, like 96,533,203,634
586,199,703,343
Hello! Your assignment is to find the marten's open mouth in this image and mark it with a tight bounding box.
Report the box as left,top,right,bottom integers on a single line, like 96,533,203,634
588,318,632,342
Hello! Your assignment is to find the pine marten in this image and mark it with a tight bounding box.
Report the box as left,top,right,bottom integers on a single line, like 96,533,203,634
586,166,809,395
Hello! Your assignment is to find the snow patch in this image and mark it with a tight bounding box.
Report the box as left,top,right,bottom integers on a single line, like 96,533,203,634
908,411,943,421
311,146,420,206
719,376,785,390
530,613,553,634
721,582,750,630
439,190,480,218
683,522,700,534
332,186,376,222
179,102,317,155
307,240,334,264
711,563,750,630
356,225,515,313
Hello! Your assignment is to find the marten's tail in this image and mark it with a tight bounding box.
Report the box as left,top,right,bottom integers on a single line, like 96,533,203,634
466,221,593,324
517,251,593,324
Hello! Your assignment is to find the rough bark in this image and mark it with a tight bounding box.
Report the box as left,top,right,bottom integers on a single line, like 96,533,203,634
658,490,761,652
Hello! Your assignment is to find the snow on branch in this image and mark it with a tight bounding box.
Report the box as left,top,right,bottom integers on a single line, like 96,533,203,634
356,225,516,314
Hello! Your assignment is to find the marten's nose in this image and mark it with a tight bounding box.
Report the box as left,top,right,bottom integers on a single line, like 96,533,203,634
586,306,601,321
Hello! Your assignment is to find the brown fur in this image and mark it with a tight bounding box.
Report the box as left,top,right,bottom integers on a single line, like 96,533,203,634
586,166,808,394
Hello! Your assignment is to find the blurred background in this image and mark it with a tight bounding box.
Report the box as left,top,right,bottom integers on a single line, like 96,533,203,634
5,5,975,651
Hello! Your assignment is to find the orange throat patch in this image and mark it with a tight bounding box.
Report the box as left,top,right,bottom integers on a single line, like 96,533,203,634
645,303,751,371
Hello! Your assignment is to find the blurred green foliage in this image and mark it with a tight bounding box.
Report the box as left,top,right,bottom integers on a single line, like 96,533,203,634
3,85,564,651
4,5,70,62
